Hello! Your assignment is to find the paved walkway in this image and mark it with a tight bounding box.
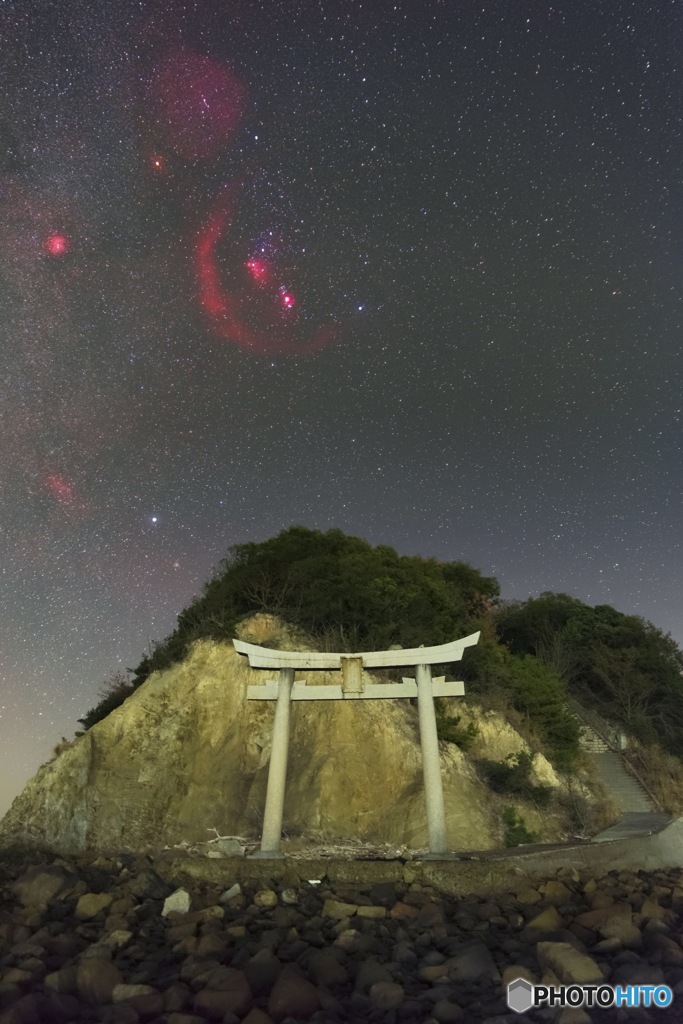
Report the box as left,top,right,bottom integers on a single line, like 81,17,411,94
592,810,671,842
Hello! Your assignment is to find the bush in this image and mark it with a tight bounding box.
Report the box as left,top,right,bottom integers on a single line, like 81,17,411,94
435,704,480,750
78,672,137,731
477,751,552,806
557,778,619,837
502,807,539,847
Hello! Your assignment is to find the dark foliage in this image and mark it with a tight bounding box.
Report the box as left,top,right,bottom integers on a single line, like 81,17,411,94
77,672,136,732
502,806,539,847
434,705,480,750
476,751,552,806
495,593,683,756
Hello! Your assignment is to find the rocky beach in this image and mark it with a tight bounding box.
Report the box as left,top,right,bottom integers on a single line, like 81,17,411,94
1,848,682,1024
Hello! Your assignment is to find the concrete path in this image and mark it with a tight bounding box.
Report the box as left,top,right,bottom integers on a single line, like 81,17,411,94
592,810,671,842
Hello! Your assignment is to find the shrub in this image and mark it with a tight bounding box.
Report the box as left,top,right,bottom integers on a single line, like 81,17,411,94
78,672,137,731
623,739,683,816
477,751,552,806
557,778,619,837
503,807,539,847
435,704,480,750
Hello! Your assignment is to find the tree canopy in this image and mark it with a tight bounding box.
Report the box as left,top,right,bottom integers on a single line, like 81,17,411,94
495,592,683,754
134,525,500,682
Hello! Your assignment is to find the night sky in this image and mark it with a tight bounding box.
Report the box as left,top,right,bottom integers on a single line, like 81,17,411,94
1,0,681,817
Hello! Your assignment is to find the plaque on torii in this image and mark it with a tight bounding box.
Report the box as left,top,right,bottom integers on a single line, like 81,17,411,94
234,632,480,858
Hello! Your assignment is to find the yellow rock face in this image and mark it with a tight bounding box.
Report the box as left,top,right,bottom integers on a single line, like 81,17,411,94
0,619,572,854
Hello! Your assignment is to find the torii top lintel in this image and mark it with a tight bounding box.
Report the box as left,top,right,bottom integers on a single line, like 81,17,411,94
232,631,480,670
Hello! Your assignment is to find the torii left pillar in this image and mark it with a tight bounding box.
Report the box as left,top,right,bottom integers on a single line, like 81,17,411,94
416,662,448,854
256,668,294,858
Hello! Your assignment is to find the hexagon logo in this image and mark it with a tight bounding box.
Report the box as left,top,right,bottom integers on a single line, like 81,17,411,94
507,977,534,1014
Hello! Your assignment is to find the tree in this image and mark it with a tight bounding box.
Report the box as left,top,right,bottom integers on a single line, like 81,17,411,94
502,654,581,770
495,592,683,756
590,646,659,743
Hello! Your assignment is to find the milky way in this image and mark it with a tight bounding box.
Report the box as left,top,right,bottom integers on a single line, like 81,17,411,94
0,0,681,815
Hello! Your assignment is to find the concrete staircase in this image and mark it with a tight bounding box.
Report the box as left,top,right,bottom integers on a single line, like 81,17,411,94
564,699,669,841
586,752,671,841
576,722,610,755
589,751,654,813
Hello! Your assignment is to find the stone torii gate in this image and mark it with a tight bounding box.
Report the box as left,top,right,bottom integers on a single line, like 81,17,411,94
234,632,480,859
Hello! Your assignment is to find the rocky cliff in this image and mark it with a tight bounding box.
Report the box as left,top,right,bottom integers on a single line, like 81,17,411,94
0,616,591,854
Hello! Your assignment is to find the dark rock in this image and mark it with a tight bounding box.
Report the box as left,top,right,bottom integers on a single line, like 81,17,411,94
393,940,419,964
112,982,164,1019
432,999,464,1023
354,957,394,992
163,982,192,1011
195,932,229,959
611,962,666,986
447,941,501,983
305,948,348,987
11,867,77,907
370,882,397,907
43,966,77,994
267,965,320,1021
369,980,404,1009
126,868,170,901
398,998,427,1020
75,956,123,1002
244,948,283,995
193,985,249,1020
0,853,681,1024
242,1010,275,1024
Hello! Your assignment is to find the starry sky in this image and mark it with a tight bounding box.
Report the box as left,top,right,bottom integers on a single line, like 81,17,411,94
1,0,681,817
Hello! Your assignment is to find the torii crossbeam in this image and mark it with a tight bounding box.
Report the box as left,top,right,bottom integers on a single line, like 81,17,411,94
234,632,480,858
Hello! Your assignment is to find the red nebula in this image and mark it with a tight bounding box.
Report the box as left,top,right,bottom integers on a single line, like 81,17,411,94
45,233,69,256
246,258,270,284
44,472,75,504
148,51,246,161
195,183,338,356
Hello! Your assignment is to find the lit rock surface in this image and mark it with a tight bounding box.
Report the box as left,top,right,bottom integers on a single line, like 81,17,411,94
0,616,581,855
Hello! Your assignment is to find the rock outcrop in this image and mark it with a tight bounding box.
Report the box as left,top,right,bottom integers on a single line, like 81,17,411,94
0,616,593,855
